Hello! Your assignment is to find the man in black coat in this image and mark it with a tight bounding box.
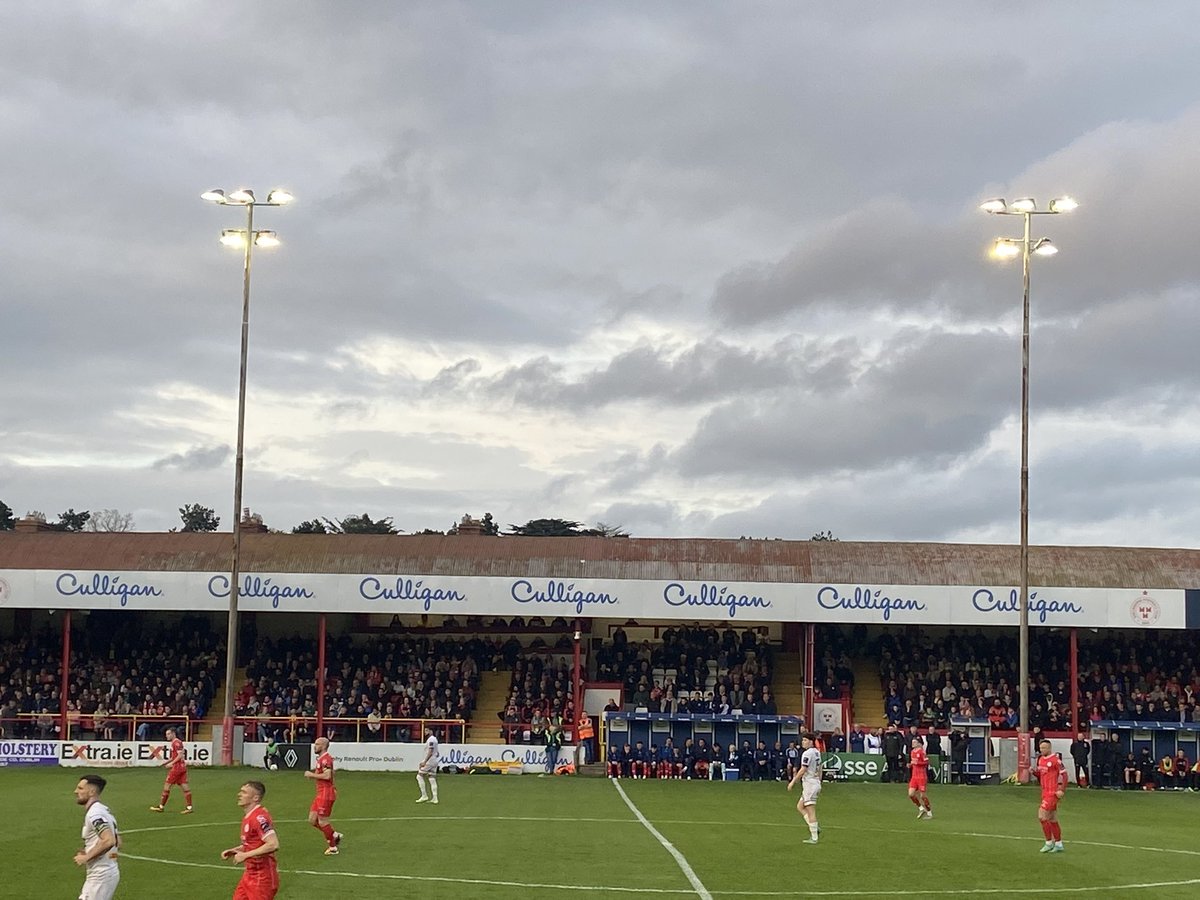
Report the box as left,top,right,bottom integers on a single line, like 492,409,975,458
1069,732,1091,786
882,724,905,783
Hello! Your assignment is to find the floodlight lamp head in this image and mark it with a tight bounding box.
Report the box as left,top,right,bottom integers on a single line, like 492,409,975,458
979,198,1007,214
227,188,255,204
1010,198,1036,213
991,239,1020,260
220,229,247,248
265,189,294,205
201,189,227,204
1032,238,1057,256
253,231,280,248
1048,196,1078,213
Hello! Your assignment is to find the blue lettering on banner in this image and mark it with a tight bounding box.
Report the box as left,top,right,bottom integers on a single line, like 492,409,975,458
663,582,770,619
816,585,926,621
358,577,467,611
55,573,163,607
510,580,618,614
971,589,1083,624
0,740,60,765
441,747,556,767
208,575,315,609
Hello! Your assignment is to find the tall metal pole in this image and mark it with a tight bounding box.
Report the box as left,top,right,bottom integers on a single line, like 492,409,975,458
1017,209,1032,783
220,202,255,766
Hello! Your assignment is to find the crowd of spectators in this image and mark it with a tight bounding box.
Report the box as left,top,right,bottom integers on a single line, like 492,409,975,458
0,613,221,740
813,625,1200,735
238,633,489,741
593,624,777,716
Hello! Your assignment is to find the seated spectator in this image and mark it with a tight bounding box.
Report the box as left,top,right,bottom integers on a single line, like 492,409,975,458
1123,752,1141,789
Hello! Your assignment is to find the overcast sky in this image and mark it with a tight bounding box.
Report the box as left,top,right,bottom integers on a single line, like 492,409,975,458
3,2,1200,546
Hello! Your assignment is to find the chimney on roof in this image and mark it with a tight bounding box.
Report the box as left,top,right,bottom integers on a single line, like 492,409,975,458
455,514,485,536
14,514,54,533
238,508,268,534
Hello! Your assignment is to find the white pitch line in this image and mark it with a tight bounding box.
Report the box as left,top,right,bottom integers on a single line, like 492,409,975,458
610,778,713,900
120,853,696,894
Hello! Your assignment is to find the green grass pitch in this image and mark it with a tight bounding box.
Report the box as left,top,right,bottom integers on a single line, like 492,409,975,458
6,766,1197,898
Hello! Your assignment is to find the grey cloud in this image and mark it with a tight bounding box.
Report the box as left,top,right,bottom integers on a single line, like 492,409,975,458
152,445,231,472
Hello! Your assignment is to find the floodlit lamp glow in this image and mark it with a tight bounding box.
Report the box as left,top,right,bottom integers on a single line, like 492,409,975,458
253,231,280,248
1032,239,1057,256
219,229,247,248
227,188,255,203
265,189,294,205
980,198,1007,214
201,189,227,204
991,239,1021,259
1010,198,1036,213
1048,196,1078,213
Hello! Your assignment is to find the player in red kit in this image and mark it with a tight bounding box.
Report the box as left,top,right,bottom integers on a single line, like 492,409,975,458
908,736,932,819
221,781,279,900
1035,739,1067,853
305,736,342,855
150,727,192,814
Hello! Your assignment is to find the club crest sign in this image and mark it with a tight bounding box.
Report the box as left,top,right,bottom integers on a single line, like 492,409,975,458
1130,592,1161,626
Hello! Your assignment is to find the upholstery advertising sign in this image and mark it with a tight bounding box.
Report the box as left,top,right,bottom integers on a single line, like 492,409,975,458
0,740,59,766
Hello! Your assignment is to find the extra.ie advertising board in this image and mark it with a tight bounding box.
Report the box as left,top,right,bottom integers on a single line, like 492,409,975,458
56,740,213,768
0,569,1186,629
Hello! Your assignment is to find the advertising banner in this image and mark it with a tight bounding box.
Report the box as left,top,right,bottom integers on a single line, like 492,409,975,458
0,568,1187,629
822,751,944,783
57,740,213,768
242,742,309,770
314,742,577,773
0,740,59,766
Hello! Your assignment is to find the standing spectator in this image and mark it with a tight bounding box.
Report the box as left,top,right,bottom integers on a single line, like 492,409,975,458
882,724,904,783
1089,732,1109,788
849,724,866,754
864,728,882,756
950,728,968,784
1069,733,1090,786
544,711,563,774
576,712,595,766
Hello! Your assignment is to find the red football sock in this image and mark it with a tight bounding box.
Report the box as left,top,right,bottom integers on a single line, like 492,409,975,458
184,791,193,806
923,799,931,810
1040,821,1053,840
160,791,170,807
1050,822,1061,841
318,823,335,844
910,795,921,806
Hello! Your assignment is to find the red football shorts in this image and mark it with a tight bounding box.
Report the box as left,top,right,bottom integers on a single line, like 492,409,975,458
909,777,927,791
310,795,335,818
166,767,188,785
1039,794,1059,812
233,865,279,900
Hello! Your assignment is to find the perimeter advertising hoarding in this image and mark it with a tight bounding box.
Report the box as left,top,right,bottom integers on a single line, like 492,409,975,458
249,742,578,773
0,569,1186,628
0,740,59,766
57,740,213,767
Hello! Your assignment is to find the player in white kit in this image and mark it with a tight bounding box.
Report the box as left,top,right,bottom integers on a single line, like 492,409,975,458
786,733,822,844
415,727,441,804
73,774,121,900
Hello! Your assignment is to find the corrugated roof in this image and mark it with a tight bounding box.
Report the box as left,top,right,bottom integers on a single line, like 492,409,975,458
1,533,1199,588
